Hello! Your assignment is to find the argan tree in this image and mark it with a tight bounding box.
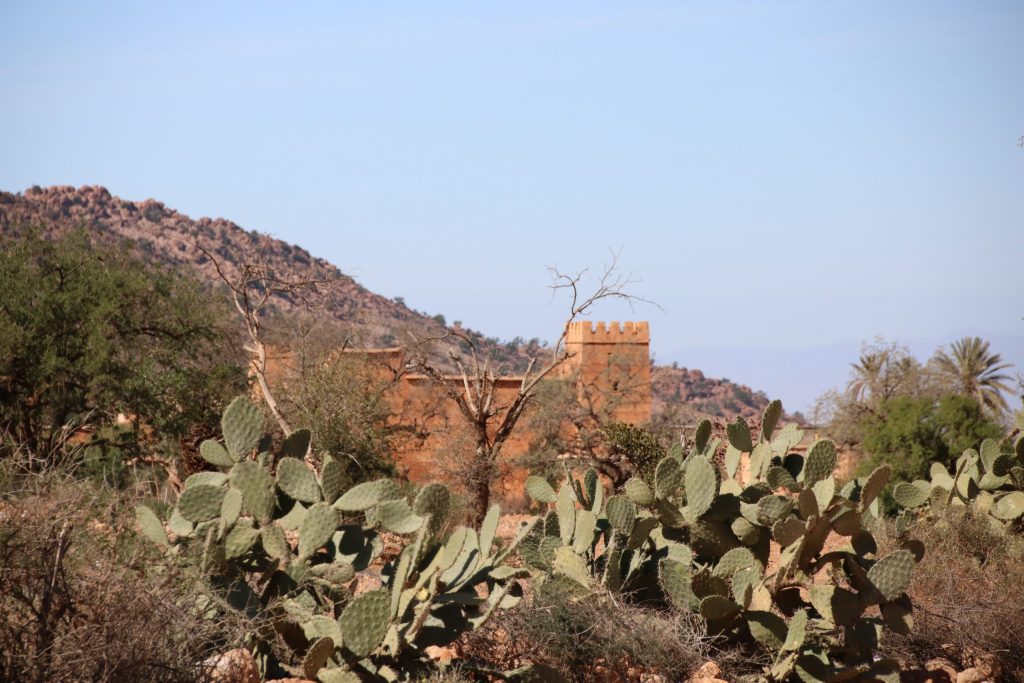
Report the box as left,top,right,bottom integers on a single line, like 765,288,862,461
0,229,245,462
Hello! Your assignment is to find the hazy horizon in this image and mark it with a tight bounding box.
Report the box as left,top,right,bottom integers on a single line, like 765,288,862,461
2,2,1022,410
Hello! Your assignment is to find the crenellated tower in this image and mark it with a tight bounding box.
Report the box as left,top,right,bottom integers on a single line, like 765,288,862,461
563,321,651,424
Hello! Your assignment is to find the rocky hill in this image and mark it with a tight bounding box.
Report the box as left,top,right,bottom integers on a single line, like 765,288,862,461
0,184,775,422
650,364,774,422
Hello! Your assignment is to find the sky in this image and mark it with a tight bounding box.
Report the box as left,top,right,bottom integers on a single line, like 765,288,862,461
2,2,1022,411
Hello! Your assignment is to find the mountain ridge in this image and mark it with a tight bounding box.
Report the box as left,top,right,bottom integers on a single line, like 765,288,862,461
0,184,774,422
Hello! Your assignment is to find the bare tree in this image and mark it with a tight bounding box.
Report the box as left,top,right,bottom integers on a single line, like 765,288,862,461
196,240,335,437
410,252,652,524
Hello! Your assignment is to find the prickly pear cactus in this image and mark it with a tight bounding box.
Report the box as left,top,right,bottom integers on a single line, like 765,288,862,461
523,401,920,682
894,435,1024,534
135,396,534,681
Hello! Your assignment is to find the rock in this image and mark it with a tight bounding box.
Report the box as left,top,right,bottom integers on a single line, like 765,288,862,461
956,668,991,683
266,680,317,683
202,648,260,683
924,658,957,682
695,661,721,677
687,663,727,683
901,659,956,682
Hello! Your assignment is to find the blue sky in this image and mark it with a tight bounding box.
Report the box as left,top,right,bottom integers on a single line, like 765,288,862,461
2,2,1022,411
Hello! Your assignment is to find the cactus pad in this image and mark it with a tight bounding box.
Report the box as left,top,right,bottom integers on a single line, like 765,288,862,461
135,505,168,546
688,519,741,558
659,559,697,610
761,399,783,442
756,495,793,526
654,457,682,498
727,417,753,453
606,495,636,533
479,503,500,557
572,509,598,553
811,476,836,513
867,550,915,602
178,484,226,523
277,457,321,503
228,461,275,522
724,445,742,479
767,466,798,491
624,477,654,506
525,476,557,503
685,455,717,520
302,636,335,679
772,516,805,547
990,491,1024,521
712,547,758,578
553,546,591,587
782,609,808,651
583,468,599,506
319,455,346,505
730,517,761,545
224,524,259,559
221,396,262,460
168,507,194,537
556,484,576,545
300,503,339,559
339,589,390,657
859,465,891,511
700,594,741,622
185,471,228,489
414,482,451,538
694,419,712,453
199,440,233,468
377,499,424,535
746,610,787,650
893,482,929,509
803,440,837,486
334,479,402,511
220,487,242,530
260,523,291,561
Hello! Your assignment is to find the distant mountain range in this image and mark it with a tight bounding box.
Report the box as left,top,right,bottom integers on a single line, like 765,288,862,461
0,184,775,423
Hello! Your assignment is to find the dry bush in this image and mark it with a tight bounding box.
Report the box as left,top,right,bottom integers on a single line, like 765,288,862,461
0,472,250,683
878,511,1024,681
461,584,745,682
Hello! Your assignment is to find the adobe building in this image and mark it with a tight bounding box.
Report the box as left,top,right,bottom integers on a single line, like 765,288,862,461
265,321,652,506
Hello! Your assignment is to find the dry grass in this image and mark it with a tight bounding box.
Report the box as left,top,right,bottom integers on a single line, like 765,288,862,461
460,582,752,682
878,510,1024,681
0,469,250,683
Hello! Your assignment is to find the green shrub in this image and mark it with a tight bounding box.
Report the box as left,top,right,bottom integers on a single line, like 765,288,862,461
858,395,1001,494
0,228,245,462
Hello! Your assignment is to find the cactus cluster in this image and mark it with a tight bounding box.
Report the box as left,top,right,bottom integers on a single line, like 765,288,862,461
894,435,1024,534
137,397,534,682
524,400,920,682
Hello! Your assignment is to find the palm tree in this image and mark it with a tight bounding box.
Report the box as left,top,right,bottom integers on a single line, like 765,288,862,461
847,351,887,404
933,337,1014,415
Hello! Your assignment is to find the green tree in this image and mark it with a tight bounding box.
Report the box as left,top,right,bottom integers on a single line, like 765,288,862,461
0,229,246,460
858,394,1002,486
933,336,1014,416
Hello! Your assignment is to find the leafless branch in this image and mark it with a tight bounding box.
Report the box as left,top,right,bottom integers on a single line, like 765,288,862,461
196,239,337,437
408,250,654,523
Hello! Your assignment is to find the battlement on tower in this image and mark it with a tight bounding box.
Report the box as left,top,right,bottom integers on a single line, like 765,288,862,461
566,320,650,345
